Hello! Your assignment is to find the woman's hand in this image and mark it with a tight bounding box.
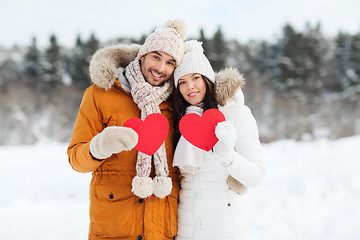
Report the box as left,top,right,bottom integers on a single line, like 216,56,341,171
213,121,237,166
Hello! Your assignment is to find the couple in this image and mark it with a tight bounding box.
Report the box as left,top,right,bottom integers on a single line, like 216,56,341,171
67,19,265,240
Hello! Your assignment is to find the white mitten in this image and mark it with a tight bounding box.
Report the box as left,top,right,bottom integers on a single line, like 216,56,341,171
213,121,237,166
90,126,138,159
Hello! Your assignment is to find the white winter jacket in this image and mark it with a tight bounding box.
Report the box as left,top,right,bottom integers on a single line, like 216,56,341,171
175,68,265,240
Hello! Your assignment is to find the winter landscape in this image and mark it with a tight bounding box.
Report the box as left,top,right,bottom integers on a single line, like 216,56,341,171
1,1,360,239
0,136,359,240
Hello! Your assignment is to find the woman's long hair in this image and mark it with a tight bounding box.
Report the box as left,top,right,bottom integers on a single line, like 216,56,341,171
172,75,218,146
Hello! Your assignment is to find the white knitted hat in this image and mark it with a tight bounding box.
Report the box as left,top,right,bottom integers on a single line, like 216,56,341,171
138,19,188,66
174,40,215,86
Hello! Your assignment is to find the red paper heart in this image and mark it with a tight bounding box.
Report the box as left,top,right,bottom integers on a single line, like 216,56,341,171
124,113,169,156
179,108,226,151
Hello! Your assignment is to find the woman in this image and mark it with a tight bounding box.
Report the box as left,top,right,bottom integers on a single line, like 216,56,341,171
172,40,265,240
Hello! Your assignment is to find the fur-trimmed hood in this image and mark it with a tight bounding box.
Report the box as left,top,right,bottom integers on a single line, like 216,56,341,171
89,44,141,90
215,67,245,107
89,44,246,103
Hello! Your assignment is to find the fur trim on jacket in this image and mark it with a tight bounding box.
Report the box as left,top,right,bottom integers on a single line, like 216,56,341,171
215,67,245,107
89,44,141,90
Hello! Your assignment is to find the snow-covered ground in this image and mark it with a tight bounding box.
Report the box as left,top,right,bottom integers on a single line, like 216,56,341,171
0,136,359,240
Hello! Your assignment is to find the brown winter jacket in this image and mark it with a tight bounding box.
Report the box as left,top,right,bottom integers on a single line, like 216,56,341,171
67,44,180,240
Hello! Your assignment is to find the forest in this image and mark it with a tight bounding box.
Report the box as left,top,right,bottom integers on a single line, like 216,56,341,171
0,22,359,145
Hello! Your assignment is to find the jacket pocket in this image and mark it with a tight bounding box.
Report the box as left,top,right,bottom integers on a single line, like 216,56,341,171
90,184,136,238
164,188,179,237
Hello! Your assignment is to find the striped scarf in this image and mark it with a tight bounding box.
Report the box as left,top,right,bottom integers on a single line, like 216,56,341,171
125,57,173,198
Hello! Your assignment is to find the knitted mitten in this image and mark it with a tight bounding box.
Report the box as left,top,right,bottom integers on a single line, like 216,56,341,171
213,121,237,166
90,126,138,159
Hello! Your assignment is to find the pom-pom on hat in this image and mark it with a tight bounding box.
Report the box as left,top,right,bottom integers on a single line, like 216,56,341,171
138,19,188,66
174,40,215,86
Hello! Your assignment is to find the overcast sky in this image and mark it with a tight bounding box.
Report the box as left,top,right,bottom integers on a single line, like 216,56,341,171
1,0,360,48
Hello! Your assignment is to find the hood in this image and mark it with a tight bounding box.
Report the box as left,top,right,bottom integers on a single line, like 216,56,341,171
215,67,245,107
89,43,141,90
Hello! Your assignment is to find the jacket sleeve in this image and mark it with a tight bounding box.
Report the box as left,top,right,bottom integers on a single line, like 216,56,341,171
67,87,105,173
223,105,265,187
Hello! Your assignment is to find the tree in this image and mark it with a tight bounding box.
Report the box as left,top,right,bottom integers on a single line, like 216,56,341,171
302,23,331,94
226,39,252,74
348,33,360,87
43,34,63,87
199,28,210,58
66,33,100,89
23,37,42,83
209,26,228,71
85,33,100,59
67,35,90,89
274,23,303,94
250,40,280,77
333,32,352,90
274,23,331,99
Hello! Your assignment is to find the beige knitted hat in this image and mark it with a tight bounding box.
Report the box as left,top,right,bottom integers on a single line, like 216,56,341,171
138,19,188,66
174,40,215,86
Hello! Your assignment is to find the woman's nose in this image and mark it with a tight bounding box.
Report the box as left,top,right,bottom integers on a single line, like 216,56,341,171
188,82,194,89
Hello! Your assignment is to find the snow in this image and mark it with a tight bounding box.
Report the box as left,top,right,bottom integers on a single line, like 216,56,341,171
1,136,359,240
0,143,91,239
247,136,360,240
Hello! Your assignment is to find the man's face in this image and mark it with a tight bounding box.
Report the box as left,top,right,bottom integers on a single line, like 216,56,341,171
140,51,176,86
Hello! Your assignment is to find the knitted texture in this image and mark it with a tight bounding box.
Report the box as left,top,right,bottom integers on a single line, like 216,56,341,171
125,56,173,198
138,19,187,66
174,40,215,86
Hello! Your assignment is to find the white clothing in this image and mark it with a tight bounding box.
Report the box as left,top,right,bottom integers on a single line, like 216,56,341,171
175,89,265,240
173,105,204,174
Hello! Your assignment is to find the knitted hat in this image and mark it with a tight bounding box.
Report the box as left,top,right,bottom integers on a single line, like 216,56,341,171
138,19,188,66
174,40,215,86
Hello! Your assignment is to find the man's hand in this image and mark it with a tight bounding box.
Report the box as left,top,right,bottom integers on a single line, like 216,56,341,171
90,126,138,159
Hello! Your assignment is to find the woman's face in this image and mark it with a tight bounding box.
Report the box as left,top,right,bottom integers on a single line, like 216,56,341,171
178,73,207,105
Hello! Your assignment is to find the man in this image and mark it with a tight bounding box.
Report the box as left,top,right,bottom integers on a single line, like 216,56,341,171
67,19,187,240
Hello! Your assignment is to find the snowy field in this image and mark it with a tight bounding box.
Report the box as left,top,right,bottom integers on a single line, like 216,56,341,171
0,135,359,240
